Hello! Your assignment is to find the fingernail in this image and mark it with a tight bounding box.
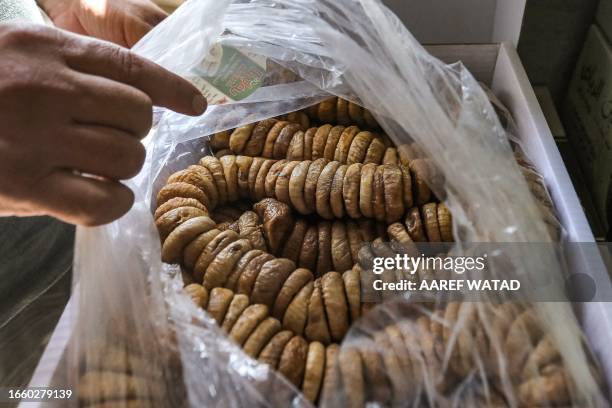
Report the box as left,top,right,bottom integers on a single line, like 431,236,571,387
192,94,207,115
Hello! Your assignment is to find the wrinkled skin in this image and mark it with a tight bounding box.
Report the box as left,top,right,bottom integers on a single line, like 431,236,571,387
0,23,205,225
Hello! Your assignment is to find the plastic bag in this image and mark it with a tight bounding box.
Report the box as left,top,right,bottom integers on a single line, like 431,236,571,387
64,0,608,406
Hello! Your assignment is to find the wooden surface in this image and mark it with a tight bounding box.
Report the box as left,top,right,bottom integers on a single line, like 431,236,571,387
0,217,73,387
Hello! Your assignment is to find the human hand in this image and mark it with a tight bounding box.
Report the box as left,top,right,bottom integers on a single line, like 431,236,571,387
39,0,168,47
0,23,206,226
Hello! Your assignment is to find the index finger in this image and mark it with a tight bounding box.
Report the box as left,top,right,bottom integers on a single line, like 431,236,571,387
64,34,206,116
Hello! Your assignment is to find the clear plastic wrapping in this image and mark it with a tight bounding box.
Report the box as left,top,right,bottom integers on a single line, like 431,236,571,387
55,0,609,406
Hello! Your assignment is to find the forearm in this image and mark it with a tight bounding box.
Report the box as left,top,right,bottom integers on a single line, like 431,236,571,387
35,0,167,48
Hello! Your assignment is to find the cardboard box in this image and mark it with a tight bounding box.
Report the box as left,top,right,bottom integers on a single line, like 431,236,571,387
27,1,612,402
564,25,612,231
597,0,612,44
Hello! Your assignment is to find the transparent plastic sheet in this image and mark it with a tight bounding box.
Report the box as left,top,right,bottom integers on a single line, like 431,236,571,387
480,84,563,242
60,0,608,406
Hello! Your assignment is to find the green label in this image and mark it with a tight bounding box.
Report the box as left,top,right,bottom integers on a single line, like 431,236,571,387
189,44,266,105
202,45,265,100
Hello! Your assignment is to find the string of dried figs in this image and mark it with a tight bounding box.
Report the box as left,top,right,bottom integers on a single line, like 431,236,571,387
79,371,166,407
387,202,454,244
156,204,454,330
78,357,186,407
150,158,586,406
211,198,453,277
277,111,311,131
327,302,600,408
77,330,186,407
154,157,454,339
304,96,380,129
184,283,341,404
155,201,457,348
156,155,432,223
189,200,453,276
186,281,585,407
209,119,397,165
77,300,594,407
208,198,386,276
210,112,311,152
156,206,368,344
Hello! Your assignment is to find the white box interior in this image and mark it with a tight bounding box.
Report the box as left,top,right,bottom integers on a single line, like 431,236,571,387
426,43,595,242
428,43,612,395
384,0,526,46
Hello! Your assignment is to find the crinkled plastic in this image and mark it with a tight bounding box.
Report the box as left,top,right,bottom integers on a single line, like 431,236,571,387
61,0,608,406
